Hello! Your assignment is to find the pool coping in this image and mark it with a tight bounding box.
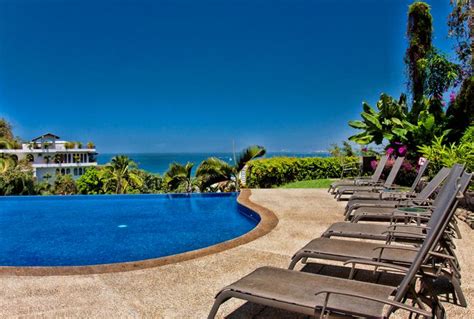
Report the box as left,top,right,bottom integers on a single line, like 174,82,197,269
0,189,279,276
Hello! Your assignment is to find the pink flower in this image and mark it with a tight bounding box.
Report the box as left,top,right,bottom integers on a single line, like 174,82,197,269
398,146,407,156
402,161,413,171
370,160,378,171
386,147,395,156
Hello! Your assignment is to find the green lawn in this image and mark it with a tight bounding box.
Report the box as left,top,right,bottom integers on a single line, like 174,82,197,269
279,179,333,189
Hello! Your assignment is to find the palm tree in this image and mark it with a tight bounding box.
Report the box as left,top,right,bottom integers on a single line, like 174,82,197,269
163,162,198,193
196,145,266,191
102,155,143,194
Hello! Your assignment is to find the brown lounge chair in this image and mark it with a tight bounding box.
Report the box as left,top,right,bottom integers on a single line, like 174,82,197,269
289,169,469,269
288,170,471,307
347,167,464,225
323,166,470,242
328,155,389,194
333,157,405,200
207,168,462,318
344,166,451,220
349,159,429,201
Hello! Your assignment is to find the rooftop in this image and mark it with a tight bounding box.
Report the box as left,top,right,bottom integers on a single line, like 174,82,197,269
31,133,60,142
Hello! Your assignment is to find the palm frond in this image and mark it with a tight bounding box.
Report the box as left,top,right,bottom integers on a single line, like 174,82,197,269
236,145,266,172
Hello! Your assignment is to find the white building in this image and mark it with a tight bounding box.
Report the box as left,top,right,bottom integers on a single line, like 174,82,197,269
0,133,98,182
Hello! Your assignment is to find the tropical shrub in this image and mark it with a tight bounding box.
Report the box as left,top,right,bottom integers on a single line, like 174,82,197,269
446,76,474,142
246,156,359,188
134,169,163,194
53,174,77,195
349,93,415,145
0,167,36,195
418,126,474,178
76,167,106,194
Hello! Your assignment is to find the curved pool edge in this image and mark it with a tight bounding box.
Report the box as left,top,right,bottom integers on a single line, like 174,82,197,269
0,189,279,276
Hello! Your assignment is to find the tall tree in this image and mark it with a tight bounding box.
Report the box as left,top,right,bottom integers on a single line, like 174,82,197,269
163,162,197,193
448,0,473,77
102,155,143,194
0,118,14,141
405,2,433,120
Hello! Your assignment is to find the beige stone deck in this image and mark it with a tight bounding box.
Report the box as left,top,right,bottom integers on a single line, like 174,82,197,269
0,189,472,318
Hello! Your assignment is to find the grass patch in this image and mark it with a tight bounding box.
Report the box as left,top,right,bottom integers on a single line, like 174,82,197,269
279,179,333,189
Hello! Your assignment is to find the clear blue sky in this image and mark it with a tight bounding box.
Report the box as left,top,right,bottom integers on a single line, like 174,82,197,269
0,0,456,153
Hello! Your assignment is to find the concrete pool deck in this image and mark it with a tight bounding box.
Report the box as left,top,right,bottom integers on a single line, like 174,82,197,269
0,189,472,318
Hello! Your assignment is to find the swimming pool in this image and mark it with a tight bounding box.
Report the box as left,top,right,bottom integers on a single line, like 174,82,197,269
0,193,259,267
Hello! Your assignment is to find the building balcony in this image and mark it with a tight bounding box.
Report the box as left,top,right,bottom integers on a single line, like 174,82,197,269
32,162,98,168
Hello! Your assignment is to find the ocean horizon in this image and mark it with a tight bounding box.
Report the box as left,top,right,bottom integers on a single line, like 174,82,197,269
97,152,330,174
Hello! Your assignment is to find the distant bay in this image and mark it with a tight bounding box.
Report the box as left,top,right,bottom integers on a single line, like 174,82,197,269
97,152,330,175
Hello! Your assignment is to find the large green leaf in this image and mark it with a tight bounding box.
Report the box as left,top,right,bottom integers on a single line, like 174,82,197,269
348,120,367,129
361,112,382,129
349,132,374,145
362,102,377,115
392,127,408,137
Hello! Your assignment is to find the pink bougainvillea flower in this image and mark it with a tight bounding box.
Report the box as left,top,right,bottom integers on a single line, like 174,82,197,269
398,146,407,156
386,147,394,156
402,161,413,171
370,160,378,171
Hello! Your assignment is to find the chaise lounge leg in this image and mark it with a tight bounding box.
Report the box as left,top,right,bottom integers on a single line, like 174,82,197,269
208,291,233,319
288,252,306,269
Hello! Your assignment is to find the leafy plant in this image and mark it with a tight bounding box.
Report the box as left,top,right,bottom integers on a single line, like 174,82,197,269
246,156,359,188
64,141,75,149
86,141,95,149
349,93,414,145
196,145,266,191
418,127,474,178
0,167,36,195
101,155,143,194
53,174,77,195
163,162,197,193
76,167,106,194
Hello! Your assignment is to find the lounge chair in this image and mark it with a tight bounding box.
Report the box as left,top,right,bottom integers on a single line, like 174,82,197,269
289,169,470,269
288,171,471,306
328,155,389,193
208,169,462,318
348,168,455,223
349,159,429,201
344,167,451,220
333,156,405,200
322,166,470,242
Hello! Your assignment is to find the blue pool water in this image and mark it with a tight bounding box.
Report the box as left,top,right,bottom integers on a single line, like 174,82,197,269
0,193,258,267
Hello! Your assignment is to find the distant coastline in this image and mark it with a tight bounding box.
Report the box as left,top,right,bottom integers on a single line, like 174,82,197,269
98,152,330,174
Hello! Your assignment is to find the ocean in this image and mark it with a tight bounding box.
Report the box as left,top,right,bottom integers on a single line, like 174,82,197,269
97,152,330,175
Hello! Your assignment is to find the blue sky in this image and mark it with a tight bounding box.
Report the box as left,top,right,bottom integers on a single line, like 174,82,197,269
0,0,456,153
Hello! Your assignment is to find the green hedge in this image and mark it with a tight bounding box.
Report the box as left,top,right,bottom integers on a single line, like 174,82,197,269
245,157,359,188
